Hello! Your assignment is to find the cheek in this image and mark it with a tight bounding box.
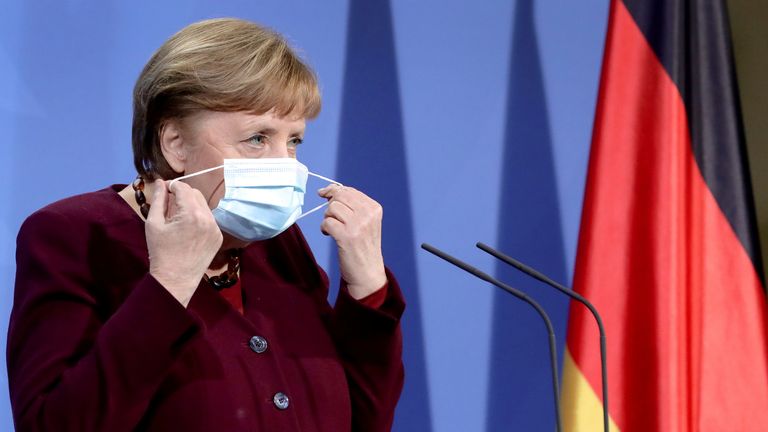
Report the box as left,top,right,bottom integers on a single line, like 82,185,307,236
186,143,225,167
183,170,225,209
209,183,226,209
202,171,227,209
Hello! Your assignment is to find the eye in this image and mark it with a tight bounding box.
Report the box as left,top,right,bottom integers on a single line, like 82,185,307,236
244,134,268,148
288,137,304,148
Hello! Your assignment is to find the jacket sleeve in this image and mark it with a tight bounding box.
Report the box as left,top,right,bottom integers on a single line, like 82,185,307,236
330,267,405,432
6,209,202,431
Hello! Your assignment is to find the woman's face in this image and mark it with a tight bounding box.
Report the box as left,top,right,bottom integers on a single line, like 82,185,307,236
164,110,306,209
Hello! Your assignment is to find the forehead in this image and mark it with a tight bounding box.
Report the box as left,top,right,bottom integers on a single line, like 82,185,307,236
184,110,306,134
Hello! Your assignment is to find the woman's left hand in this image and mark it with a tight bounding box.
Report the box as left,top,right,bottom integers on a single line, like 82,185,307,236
318,185,387,300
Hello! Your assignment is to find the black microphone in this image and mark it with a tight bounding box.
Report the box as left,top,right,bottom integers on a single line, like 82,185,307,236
476,242,609,432
420,243,562,432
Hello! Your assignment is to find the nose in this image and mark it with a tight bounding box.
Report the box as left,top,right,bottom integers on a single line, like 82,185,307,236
265,139,290,158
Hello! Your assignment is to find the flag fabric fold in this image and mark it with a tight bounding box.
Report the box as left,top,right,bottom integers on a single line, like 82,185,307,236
562,0,768,430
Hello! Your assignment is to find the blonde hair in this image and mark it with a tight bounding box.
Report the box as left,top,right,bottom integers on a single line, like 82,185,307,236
132,18,322,179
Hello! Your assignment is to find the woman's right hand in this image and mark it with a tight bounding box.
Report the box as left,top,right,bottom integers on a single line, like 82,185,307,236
145,180,223,307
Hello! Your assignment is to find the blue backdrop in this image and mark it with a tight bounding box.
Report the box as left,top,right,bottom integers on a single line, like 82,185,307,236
0,1,608,430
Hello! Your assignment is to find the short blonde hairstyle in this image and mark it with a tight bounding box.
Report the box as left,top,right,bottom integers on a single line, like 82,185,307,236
132,18,322,179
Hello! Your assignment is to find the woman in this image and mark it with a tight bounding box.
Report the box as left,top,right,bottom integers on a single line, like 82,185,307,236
7,18,404,431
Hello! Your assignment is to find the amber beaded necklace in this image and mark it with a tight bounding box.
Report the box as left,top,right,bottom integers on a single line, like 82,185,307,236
132,176,241,289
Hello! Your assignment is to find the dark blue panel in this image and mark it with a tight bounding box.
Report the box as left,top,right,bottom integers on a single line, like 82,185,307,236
485,1,569,430
333,0,433,430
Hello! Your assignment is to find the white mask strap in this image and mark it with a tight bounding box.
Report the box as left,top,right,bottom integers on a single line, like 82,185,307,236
308,172,342,186
297,202,330,220
168,165,224,190
297,172,343,221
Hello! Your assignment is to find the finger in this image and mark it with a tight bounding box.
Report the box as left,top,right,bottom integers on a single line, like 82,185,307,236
169,180,212,210
190,187,213,211
325,200,354,223
325,187,362,209
165,181,199,222
318,184,346,199
147,180,168,223
320,216,344,238
168,181,197,212
168,178,189,196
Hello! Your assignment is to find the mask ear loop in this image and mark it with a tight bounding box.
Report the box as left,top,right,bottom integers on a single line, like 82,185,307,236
167,165,224,190
168,166,340,220
296,172,343,221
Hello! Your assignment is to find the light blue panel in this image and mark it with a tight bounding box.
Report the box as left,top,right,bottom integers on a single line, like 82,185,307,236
535,1,609,280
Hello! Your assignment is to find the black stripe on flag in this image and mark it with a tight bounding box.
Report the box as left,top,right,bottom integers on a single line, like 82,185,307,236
622,0,764,282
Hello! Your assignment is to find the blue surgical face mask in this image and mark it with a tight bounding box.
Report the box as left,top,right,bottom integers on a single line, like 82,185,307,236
169,158,340,242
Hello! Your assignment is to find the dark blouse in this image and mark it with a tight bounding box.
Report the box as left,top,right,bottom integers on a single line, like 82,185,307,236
7,185,404,431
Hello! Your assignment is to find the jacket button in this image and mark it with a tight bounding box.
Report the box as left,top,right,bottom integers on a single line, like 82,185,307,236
249,335,268,354
273,392,290,410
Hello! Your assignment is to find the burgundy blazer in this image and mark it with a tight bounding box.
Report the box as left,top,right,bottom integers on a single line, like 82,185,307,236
7,186,405,431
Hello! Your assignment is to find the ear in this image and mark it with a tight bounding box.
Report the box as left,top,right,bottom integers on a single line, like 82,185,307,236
159,119,186,174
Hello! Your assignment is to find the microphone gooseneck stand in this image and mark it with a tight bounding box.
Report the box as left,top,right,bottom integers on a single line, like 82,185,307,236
421,243,563,432
476,242,609,432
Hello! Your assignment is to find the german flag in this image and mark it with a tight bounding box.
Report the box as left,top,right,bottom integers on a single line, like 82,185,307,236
561,0,768,430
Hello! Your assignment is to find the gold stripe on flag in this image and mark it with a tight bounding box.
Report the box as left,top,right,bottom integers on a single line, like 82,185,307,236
561,349,620,432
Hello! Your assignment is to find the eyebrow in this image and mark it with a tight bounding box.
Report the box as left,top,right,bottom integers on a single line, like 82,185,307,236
248,126,305,137
254,127,277,136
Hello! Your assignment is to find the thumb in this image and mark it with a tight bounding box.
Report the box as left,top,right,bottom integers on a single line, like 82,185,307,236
147,179,168,222
318,184,341,199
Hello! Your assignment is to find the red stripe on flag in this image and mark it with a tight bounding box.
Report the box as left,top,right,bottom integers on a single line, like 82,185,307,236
565,1,768,430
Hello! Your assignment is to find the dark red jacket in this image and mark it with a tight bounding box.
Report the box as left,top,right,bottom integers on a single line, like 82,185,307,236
7,186,404,431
